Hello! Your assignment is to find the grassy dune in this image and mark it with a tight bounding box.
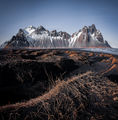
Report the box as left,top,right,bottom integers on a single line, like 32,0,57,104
0,71,118,120
0,49,118,120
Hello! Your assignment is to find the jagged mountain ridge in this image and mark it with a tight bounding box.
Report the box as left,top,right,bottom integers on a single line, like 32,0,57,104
70,24,111,47
4,24,111,48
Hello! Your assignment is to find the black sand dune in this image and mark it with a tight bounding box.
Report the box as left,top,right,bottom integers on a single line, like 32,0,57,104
0,49,118,120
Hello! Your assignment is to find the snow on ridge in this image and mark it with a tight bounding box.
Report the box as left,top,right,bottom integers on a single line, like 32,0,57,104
69,31,82,46
23,26,67,44
3,24,111,48
24,26,36,35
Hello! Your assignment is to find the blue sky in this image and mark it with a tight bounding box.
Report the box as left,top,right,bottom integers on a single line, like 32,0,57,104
0,0,118,47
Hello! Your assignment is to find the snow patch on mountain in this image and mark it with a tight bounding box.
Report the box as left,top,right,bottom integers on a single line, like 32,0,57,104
2,24,111,48
69,31,82,46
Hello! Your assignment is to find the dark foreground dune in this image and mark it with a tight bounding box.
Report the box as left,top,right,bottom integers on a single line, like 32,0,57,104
0,49,118,120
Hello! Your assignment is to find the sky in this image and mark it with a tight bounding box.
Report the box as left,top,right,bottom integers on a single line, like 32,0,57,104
0,0,118,48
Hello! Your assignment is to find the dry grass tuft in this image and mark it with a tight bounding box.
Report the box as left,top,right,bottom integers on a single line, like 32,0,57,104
0,71,118,120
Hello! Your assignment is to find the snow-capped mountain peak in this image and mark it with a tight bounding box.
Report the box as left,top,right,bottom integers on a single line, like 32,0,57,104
24,25,36,35
69,24,110,48
37,25,46,31
3,24,111,48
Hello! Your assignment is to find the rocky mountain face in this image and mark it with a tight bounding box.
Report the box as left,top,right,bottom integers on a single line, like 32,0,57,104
5,29,29,48
3,24,111,48
70,24,111,47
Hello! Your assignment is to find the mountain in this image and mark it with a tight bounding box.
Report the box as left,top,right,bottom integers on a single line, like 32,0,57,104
3,24,111,48
69,24,111,48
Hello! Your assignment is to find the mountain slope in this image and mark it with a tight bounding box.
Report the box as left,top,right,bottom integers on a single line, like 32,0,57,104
3,24,111,48
70,24,111,47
